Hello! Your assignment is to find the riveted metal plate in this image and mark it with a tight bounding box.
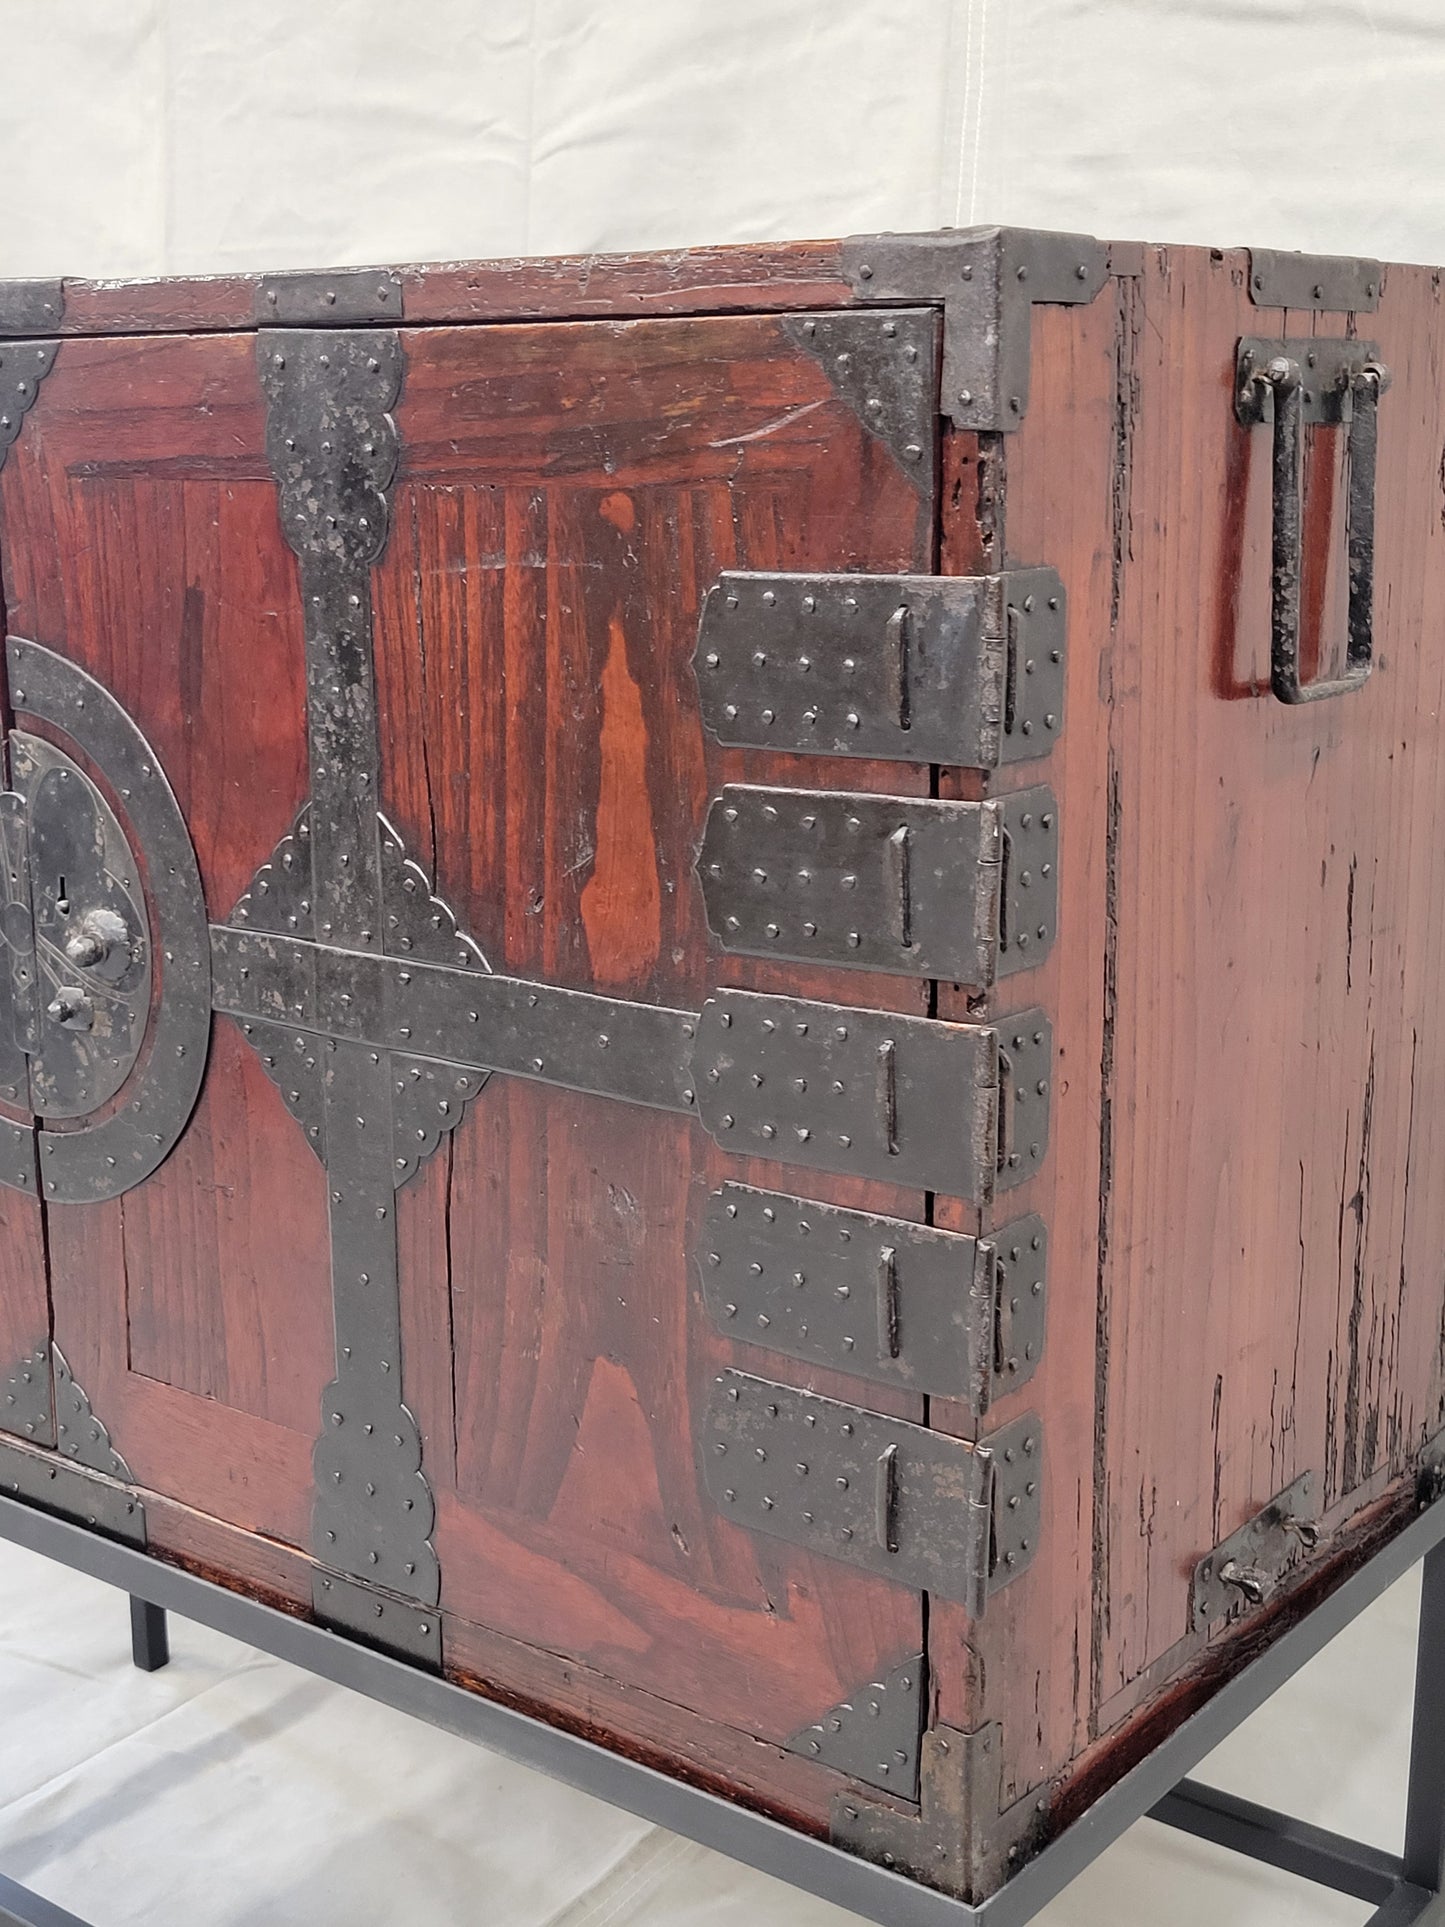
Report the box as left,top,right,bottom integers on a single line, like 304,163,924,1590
1248,249,1381,313
313,1568,443,1666
1192,1470,1319,1629
0,339,58,471
0,282,64,337
844,225,1109,430
698,787,999,983
10,733,150,1119
697,1183,1047,1408
693,566,1065,770
0,1342,53,1446
390,1056,487,1188
0,1121,36,1197
702,1372,1042,1611
996,1012,1052,1183
1236,338,1384,428
230,808,315,937
211,926,698,1115
0,787,37,1105
256,268,404,327
239,1019,327,1157
9,639,212,1205
997,789,1058,978
990,1217,1048,1399
311,1039,441,1603
1000,572,1067,763
786,1654,925,1798
379,815,488,970
0,1443,146,1547
781,309,938,483
692,989,998,1199
832,1718,1050,1902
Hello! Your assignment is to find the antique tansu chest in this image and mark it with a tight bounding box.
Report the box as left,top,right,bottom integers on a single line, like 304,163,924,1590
0,230,1439,1912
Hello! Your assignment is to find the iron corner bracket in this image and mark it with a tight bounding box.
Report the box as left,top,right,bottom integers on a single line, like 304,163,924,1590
833,1718,1051,1903
841,227,1109,432
0,281,65,338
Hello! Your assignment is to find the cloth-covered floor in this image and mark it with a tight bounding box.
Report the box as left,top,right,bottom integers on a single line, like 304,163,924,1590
0,1536,1419,1925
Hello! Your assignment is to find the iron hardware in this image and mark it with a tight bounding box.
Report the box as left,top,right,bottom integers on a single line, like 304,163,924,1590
833,1718,1050,1903
215,927,1049,1200
1247,249,1381,313
843,226,1109,431
694,566,1066,769
702,1371,1042,1613
6,640,211,1204
0,1342,144,1548
0,1443,146,1549
1192,1470,1319,1628
0,338,58,473
1235,339,1390,705
782,309,939,484
696,1182,1046,1408
996,1015,1053,1179
0,281,65,337
255,269,404,327
786,1654,926,1799
698,785,1056,983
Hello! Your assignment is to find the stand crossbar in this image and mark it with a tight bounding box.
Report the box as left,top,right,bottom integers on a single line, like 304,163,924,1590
0,1498,1443,1925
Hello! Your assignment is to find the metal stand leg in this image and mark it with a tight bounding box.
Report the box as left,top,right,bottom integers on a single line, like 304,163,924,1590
1151,1540,1445,1925
128,1596,169,1673
1404,1541,1445,1897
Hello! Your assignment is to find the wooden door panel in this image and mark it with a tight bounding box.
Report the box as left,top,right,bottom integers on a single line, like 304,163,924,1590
378,315,935,1743
0,331,330,1542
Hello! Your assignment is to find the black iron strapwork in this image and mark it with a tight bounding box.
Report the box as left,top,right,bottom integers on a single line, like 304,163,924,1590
694,567,1066,768
1235,337,1390,704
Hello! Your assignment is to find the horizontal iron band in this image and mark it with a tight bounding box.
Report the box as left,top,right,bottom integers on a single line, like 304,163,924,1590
0,1436,146,1548
213,929,1046,1199
211,925,697,1114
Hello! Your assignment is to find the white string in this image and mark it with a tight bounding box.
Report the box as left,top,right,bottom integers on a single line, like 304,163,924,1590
952,0,992,228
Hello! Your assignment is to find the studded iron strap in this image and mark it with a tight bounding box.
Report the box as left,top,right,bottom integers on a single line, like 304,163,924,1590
251,328,449,1663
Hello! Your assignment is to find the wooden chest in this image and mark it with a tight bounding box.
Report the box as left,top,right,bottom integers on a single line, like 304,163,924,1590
0,230,1439,1908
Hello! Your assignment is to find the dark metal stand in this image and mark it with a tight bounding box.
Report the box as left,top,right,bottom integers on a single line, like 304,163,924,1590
0,1496,1442,1927
127,1596,168,1674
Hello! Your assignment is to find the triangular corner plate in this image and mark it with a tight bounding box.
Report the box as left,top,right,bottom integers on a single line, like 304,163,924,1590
786,1653,925,1798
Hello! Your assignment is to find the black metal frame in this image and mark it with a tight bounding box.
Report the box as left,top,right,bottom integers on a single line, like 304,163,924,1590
0,1493,1443,1926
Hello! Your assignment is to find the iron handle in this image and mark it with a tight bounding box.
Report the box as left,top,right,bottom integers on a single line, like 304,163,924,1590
1248,350,1389,705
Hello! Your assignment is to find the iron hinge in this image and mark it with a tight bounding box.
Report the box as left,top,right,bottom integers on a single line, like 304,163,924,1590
1191,1471,1320,1629
697,1182,1046,1410
254,268,405,326
692,993,1050,1201
1247,249,1381,313
703,1372,1042,1613
0,281,65,337
697,784,1056,986
833,1720,1050,1902
842,226,1109,430
694,565,1065,769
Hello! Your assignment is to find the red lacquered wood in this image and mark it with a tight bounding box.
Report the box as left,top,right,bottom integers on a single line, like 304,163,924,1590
0,332,331,1545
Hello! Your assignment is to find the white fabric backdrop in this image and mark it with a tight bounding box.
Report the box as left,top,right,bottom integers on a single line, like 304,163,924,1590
3,0,1444,278
0,2,1436,1921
